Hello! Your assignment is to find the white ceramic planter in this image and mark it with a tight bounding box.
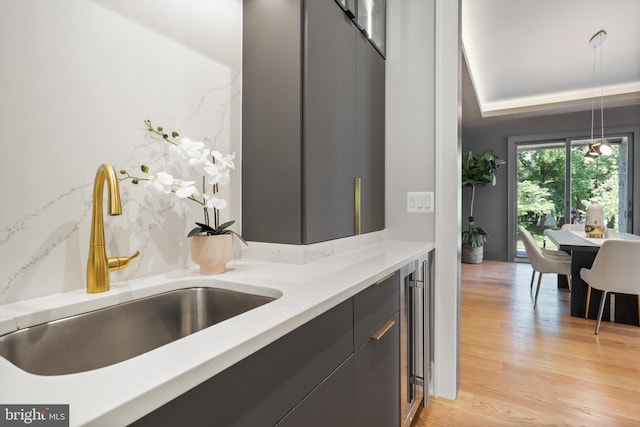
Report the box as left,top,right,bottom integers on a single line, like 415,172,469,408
190,234,233,274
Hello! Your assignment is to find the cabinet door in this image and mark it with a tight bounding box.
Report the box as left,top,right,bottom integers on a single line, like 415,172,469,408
242,0,304,244
276,356,354,427
354,271,399,348
130,300,353,427
304,0,357,244
354,312,400,427
355,31,385,234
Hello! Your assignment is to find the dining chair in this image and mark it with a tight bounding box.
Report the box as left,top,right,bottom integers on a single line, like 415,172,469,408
579,240,640,334
518,226,572,308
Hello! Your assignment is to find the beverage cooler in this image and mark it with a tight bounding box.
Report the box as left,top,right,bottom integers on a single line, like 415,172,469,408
399,249,435,425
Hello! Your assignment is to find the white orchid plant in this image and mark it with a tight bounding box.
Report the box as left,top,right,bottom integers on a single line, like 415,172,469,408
120,120,245,243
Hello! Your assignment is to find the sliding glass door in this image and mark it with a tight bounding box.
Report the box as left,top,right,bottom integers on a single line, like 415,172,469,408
570,137,630,231
513,135,631,259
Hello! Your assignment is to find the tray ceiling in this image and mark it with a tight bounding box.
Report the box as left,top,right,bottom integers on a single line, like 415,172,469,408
462,0,640,117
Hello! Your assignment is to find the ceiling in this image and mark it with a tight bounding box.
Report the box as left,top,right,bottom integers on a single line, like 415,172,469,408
462,0,640,118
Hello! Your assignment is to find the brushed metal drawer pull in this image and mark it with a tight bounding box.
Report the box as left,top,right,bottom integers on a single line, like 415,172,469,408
375,272,395,285
354,177,361,235
371,320,395,340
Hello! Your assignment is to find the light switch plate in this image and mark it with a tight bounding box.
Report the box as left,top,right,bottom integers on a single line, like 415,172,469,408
407,192,434,213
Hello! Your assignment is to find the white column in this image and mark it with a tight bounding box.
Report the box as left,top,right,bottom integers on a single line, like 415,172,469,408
434,0,461,399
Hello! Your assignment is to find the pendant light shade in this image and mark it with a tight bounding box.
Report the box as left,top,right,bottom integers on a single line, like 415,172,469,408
584,143,600,163
595,139,613,155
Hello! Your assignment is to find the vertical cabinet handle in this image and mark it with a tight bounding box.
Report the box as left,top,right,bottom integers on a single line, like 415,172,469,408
371,319,395,340
354,177,361,235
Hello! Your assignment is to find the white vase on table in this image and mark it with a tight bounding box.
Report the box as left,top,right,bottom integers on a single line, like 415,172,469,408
585,200,605,238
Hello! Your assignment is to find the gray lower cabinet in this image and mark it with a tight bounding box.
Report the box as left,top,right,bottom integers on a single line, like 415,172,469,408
242,0,384,244
354,312,400,427
353,271,400,427
130,299,353,427
130,271,400,427
276,356,355,427
354,272,400,346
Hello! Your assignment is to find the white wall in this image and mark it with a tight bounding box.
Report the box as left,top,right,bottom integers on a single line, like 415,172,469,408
386,0,461,400
434,0,462,400
385,0,436,242
0,0,242,303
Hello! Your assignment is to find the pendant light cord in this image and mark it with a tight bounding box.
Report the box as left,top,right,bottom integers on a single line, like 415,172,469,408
590,45,596,144
599,36,605,142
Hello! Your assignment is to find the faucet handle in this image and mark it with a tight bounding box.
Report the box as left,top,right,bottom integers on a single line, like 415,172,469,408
108,250,141,272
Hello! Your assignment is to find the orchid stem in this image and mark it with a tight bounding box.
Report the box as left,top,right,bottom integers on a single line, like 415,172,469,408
204,207,210,226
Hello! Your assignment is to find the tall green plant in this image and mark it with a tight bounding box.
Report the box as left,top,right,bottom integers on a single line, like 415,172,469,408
462,149,505,247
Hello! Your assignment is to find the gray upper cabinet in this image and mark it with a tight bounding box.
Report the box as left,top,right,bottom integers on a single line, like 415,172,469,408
355,30,385,234
303,0,356,244
242,0,303,244
243,0,385,244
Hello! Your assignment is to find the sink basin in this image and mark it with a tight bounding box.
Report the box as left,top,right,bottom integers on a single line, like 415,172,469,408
0,287,277,375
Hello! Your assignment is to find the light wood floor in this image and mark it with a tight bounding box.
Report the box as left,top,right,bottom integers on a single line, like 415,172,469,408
415,261,640,426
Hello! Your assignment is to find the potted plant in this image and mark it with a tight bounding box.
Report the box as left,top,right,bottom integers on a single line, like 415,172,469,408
120,120,246,274
461,149,505,264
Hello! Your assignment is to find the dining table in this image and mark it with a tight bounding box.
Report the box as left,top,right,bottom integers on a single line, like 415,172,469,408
544,228,640,325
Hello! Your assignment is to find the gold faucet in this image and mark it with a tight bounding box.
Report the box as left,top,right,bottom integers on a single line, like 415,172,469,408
87,163,140,293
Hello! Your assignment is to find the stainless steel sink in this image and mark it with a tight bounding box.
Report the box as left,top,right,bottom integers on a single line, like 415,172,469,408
0,287,277,375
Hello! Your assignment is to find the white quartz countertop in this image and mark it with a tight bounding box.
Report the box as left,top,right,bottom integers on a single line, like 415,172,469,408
0,240,433,426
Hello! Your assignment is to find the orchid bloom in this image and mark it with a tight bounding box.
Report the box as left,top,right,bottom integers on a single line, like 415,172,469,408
204,193,228,210
126,120,240,234
204,152,235,185
215,168,231,186
169,137,192,159
172,180,197,198
183,140,211,166
146,171,174,194
188,147,211,167
203,162,223,185
212,150,236,170
145,172,196,199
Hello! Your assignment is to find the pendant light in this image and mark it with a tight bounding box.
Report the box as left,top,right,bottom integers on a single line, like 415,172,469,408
585,29,612,162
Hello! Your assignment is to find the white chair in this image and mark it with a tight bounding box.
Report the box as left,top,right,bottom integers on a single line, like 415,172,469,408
579,240,640,335
518,226,572,308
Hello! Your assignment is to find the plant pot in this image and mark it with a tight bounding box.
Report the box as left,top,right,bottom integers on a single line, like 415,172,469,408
462,245,483,264
190,234,233,274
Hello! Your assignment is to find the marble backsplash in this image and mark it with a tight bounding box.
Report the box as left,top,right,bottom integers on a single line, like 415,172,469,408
0,0,242,304
241,231,387,264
